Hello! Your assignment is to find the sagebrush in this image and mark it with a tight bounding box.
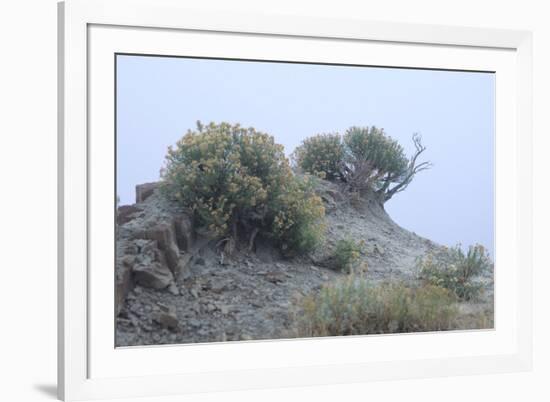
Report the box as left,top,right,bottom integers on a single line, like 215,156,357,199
161,121,326,254
417,244,492,300
291,275,460,337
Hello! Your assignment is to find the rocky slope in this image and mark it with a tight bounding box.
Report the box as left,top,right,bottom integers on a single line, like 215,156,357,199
115,180,492,346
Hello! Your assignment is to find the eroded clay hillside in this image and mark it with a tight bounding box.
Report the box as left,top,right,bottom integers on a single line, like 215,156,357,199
115,180,493,346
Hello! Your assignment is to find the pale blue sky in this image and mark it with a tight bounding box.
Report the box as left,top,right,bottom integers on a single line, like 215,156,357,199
116,55,495,255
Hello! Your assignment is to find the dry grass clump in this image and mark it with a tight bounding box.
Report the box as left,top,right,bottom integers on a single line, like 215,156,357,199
291,275,461,337
454,303,494,330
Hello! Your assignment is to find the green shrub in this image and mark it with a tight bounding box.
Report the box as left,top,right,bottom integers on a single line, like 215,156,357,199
417,244,492,300
342,126,408,193
161,121,325,254
292,275,459,337
292,133,344,180
293,126,430,203
332,238,365,272
270,175,326,255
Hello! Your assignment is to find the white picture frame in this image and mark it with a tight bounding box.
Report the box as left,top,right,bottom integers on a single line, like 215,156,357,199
58,0,533,400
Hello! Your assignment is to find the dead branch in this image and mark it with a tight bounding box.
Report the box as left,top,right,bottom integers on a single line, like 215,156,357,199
381,133,432,203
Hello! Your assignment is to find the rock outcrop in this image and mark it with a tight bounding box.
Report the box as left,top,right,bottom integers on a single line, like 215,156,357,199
115,183,196,314
135,182,159,203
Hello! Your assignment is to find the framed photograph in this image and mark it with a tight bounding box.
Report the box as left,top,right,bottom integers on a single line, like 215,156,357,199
58,0,533,400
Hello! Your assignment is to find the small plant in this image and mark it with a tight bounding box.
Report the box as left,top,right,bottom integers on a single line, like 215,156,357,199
291,133,344,180
291,275,460,337
417,244,492,300
161,121,326,255
332,238,365,272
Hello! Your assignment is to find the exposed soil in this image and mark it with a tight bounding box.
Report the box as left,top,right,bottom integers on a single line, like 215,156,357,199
115,180,493,347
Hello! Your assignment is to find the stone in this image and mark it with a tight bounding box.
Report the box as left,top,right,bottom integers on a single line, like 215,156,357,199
137,222,182,276
265,271,286,284
115,255,134,316
374,244,385,255
117,317,132,327
129,315,140,328
174,214,194,251
157,302,170,312
133,261,174,289
135,182,159,203
168,283,179,296
188,319,201,328
179,252,193,273
153,310,179,330
117,204,142,225
132,238,153,255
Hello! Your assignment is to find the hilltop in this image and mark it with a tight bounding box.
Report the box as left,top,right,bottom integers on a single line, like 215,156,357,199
115,180,493,346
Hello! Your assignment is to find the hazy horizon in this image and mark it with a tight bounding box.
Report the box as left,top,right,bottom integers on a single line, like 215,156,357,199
116,55,495,255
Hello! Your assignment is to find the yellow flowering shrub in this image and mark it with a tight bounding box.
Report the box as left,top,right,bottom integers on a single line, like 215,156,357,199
161,121,325,254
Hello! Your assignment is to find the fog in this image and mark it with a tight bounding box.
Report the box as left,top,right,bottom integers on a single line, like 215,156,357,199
116,55,494,255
